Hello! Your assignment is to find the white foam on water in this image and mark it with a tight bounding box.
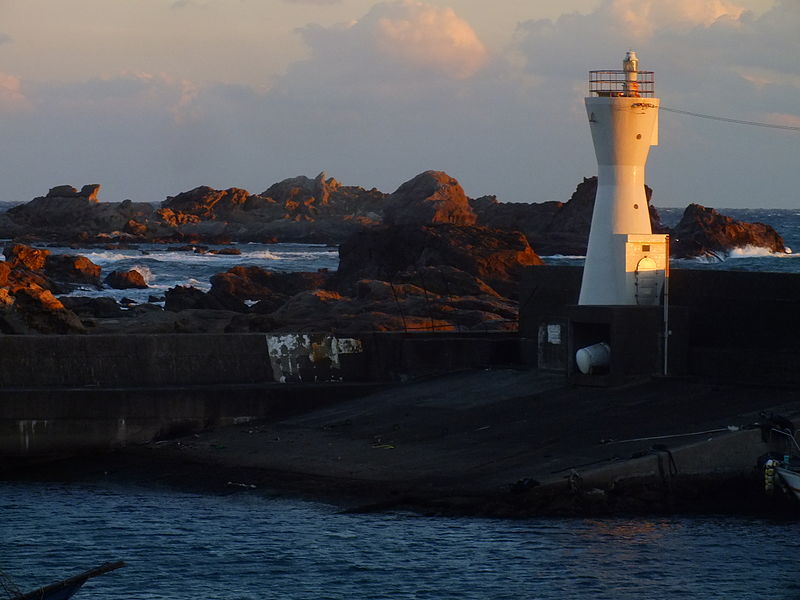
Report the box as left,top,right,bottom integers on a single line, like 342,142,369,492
129,264,154,283
243,250,283,260
728,245,797,259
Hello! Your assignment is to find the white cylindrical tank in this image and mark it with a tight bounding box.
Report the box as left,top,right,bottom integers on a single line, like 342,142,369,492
575,342,611,375
579,52,660,306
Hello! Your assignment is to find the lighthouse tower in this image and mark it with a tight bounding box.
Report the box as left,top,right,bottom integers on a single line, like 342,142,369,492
579,51,667,306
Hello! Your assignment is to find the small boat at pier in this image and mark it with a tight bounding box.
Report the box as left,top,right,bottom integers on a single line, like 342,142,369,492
1,561,124,600
777,466,800,502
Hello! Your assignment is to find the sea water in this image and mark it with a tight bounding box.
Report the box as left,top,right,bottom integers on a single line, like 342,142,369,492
2,482,800,600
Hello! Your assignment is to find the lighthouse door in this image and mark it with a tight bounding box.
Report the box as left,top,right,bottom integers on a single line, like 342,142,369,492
635,257,659,305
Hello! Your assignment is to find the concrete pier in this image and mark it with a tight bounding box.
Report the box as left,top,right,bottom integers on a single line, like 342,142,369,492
0,331,517,462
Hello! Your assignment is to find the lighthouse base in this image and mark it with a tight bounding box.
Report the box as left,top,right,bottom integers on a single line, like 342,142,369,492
567,305,688,387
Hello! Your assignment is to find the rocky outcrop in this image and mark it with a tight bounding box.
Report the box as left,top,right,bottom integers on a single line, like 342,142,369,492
45,255,102,288
60,296,123,318
0,264,86,334
209,267,329,313
227,277,518,335
470,177,663,256
384,171,476,226
0,173,784,261
104,269,148,290
164,285,247,313
671,204,787,258
3,244,49,271
3,244,102,291
335,224,542,298
161,187,252,220
3,185,157,242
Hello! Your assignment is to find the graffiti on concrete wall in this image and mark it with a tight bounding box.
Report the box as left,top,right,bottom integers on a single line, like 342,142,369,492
266,334,364,383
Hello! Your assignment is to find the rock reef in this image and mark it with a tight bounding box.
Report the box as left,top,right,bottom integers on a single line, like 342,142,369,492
0,169,789,334
0,171,787,260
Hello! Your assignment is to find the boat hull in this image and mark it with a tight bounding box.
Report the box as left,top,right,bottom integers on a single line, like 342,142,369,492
777,467,800,501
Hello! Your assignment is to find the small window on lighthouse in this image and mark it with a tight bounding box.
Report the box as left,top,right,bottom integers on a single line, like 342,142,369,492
636,134,642,139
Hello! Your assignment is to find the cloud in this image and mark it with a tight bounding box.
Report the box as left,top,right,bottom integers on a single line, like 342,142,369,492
610,0,744,39
170,0,208,9
24,72,198,121
297,0,488,80
512,0,800,207
762,112,800,128
0,72,28,110
0,32,12,45
0,0,796,211
283,0,341,4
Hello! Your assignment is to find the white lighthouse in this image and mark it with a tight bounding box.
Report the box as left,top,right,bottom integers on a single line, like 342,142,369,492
579,51,668,306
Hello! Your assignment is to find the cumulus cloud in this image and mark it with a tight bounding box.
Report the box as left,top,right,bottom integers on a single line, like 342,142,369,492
610,0,744,39
297,0,487,80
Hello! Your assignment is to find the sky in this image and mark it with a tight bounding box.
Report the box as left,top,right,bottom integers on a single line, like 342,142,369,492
0,0,797,209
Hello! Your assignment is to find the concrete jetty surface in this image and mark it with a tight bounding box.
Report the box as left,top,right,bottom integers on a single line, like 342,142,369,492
19,368,798,517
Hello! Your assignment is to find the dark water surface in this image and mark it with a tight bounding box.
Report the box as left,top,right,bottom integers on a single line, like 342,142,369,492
2,482,800,599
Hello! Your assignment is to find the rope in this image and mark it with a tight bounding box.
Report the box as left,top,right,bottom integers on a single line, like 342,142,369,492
661,106,800,132
770,427,800,453
600,426,738,445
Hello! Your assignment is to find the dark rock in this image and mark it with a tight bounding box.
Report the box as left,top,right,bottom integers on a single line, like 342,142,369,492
148,295,166,303
162,186,251,219
268,283,518,334
164,285,247,312
471,177,663,256
670,204,788,258
4,286,86,333
336,224,542,298
210,266,329,302
225,313,279,333
123,219,148,236
384,171,476,226
104,269,148,290
60,296,122,318
261,172,336,214
46,184,101,200
470,195,562,238
5,184,157,241
3,243,49,271
45,254,102,288
210,247,242,256
164,286,208,311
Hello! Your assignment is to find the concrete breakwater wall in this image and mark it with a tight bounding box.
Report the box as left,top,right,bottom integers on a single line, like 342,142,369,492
0,331,518,461
520,266,800,384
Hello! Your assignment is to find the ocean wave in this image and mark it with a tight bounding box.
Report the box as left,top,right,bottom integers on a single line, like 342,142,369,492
128,264,154,283
243,250,283,260
75,251,134,263
727,245,797,259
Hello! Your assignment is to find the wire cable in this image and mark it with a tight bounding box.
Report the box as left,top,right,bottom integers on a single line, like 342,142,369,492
661,106,800,131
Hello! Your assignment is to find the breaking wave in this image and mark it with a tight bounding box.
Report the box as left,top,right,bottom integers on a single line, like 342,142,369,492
727,245,796,258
